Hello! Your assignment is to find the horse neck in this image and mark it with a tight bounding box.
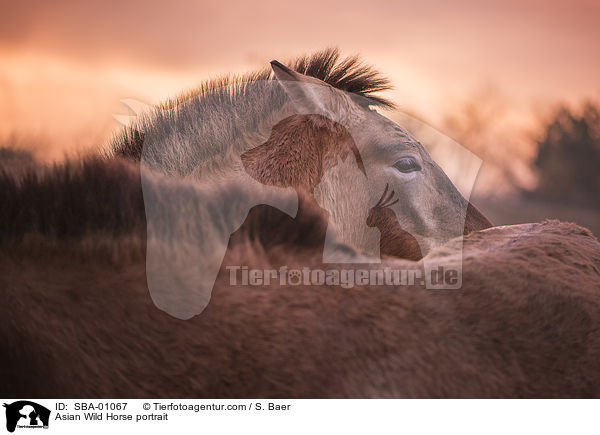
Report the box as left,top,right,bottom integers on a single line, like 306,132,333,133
142,81,296,178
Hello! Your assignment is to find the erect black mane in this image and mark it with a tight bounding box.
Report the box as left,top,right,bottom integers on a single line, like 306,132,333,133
285,48,394,108
113,48,394,160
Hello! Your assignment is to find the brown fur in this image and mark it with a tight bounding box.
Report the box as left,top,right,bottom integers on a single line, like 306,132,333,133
0,151,598,397
366,201,493,261
464,202,493,235
240,114,369,256
1,51,597,398
2,218,600,398
243,114,491,261
241,114,365,192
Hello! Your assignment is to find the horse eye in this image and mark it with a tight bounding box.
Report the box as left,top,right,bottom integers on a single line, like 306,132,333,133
393,157,421,173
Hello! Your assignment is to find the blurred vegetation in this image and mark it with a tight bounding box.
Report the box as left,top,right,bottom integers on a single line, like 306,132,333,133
0,156,145,242
0,144,36,177
533,101,600,207
0,134,40,174
442,86,536,193
0,147,35,162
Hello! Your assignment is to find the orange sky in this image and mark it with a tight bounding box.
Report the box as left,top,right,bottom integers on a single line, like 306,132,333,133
1,0,599,159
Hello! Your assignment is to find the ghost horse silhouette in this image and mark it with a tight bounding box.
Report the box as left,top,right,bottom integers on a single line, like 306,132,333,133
112,49,491,319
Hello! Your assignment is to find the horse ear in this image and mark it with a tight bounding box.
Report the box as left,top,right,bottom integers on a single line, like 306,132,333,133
271,60,335,117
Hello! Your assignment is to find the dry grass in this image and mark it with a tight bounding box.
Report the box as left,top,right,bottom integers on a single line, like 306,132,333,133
0,155,145,243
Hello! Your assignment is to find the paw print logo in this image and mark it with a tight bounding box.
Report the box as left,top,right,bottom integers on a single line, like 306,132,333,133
287,269,302,285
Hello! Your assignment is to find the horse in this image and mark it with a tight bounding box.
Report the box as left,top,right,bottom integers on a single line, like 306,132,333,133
2,49,599,398
109,48,492,318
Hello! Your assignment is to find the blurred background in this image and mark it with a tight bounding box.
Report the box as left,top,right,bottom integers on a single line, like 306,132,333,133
1,0,599,234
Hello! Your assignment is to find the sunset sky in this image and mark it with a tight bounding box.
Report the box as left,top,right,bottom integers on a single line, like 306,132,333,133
1,0,599,159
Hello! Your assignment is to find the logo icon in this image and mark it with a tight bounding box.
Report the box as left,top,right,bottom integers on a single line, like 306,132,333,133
3,401,50,433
